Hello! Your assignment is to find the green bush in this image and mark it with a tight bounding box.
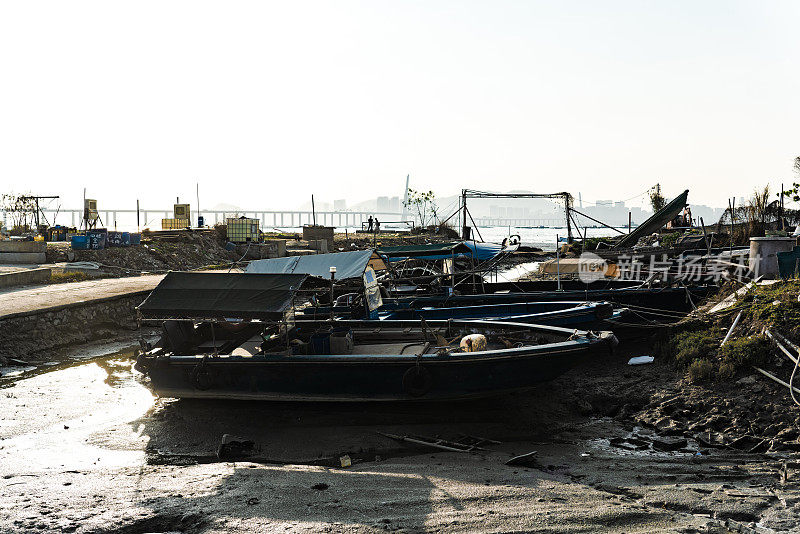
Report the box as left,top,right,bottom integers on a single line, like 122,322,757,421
660,232,680,248
718,335,769,378
688,359,714,383
673,330,718,367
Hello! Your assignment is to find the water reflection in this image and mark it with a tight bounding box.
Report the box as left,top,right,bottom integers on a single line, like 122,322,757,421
0,346,155,474
0,343,143,387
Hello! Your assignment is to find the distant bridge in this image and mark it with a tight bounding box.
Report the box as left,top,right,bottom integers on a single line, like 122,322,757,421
2,209,409,230
2,209,610,231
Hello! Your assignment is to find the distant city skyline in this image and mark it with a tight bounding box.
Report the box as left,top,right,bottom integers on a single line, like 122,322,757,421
1,1,798,214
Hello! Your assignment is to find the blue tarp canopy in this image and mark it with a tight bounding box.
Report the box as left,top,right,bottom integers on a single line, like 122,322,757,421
464,241,503,261
246,249,378,280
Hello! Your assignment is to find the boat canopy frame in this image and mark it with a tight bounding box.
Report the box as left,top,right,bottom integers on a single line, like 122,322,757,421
136,271,325,322
451,189,575,243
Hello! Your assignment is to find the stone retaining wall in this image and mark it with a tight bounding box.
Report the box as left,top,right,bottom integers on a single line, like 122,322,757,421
0,292,148,361
0,268,52,289
0,240,48,263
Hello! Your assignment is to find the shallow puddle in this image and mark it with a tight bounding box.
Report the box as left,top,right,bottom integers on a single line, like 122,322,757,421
0,337,155,386
0,344,155,474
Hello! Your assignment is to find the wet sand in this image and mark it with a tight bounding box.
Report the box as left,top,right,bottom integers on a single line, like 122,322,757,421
2,344,800,533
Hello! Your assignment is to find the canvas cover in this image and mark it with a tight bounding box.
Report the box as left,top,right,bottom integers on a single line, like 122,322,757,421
245,249,378,280
137,271,308,320
377,242,475,262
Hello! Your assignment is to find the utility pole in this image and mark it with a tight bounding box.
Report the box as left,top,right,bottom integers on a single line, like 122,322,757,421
401,174,410,222
461,189,468,240
728,197,735,253
564,193,573,244
556,234,562,291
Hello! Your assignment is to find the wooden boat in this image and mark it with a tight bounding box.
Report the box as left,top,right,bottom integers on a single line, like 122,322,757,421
133,271,616,402
135,318,616,402
377,300,626,331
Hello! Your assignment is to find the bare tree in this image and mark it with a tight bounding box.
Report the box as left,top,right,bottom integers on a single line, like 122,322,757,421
1,193,37,233
403,188,439,227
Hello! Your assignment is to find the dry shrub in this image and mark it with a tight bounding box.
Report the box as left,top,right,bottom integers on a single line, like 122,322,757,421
688,359,714,383
50,271,90,284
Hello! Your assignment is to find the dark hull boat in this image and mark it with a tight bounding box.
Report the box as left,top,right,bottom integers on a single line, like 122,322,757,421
135,319,616,402
379,285,714,322
379,300,626,331
307,285,707,330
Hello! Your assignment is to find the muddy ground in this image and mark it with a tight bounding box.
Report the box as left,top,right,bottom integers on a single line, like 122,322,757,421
46,232,241,275
41,230,472,280
3,340,800,533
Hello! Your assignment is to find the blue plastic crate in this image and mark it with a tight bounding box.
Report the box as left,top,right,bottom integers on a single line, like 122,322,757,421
71,235,90,250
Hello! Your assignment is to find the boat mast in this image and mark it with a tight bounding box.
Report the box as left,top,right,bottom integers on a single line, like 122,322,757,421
401,174,410,222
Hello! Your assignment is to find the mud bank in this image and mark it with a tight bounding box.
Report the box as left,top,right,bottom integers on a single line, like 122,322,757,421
0,292,146,361
3,342,800,533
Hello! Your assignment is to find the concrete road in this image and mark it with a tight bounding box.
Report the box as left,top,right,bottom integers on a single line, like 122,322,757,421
0,274,164,318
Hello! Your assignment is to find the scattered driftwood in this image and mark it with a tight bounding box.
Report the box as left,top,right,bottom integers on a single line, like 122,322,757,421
505,451,538,466
772,329,800,356
454,433,501,447
753,367,800,396
651,436,688,452
377,432,494,452
609,436,650,450
708,276,764,314
765,329,799,365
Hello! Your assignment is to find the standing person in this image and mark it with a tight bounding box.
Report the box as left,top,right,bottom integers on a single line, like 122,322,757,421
367,215,374,232
375,217,380,233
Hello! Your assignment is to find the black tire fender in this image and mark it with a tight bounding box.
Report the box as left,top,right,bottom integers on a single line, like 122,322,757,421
402,366,433,397
191,362,214,390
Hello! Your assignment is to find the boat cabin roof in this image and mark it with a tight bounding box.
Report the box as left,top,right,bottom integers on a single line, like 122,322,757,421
377,241,474,261
137,271,308,320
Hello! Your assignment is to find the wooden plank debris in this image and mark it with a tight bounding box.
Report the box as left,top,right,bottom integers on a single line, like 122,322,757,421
377,432,492,452
753,366,800,396
505,450,538,466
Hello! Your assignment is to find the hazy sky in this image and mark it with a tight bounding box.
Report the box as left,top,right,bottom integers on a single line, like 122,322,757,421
1,0,799,213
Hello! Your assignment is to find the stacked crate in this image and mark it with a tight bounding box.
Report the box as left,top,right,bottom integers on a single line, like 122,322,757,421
161,218,190,230
226,217,260,243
